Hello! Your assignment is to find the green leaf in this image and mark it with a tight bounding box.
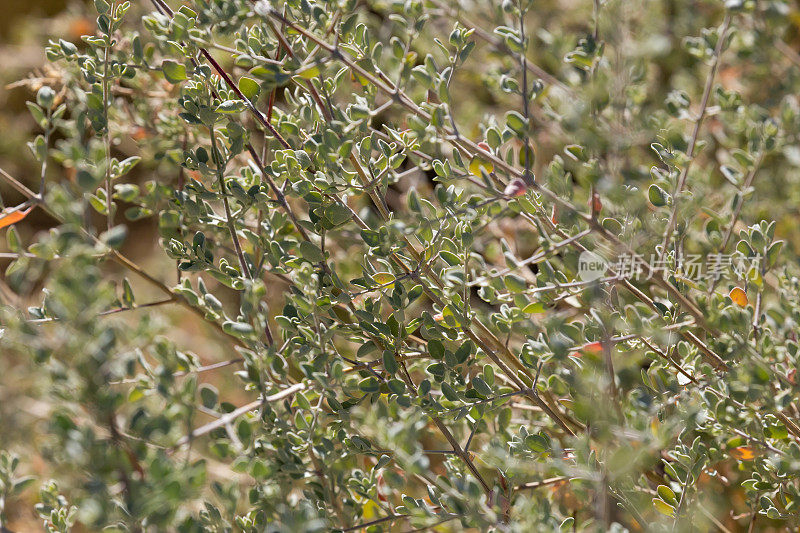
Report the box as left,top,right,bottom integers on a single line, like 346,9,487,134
237,419,252,445
294,392,311,410
296,64,321,80
503,274,527,293
506,111,527,133
471,377,492,396
441,382,459,401
28,242,55,260
122,278,135,307
216,100,246,114
375,454,391,469
223,321,255,337
648,184,669,207
116,156,141,178
58,39,77,56
522,302,545,314
373,272,395,287
26,102,46,127
428,339,445,359
410,66,432,87
737,240,755,257
324,203,352,226
299,241,325,263
100,225,128,249
767,240,783,268
199,384,218,409
387,379,405,395
114,183,140,202
382,350,399,374
441,305,462,328
440,250,461,266
525,434,549,453
652,498,675,517
238,76,260,100
162,60,187,83
657,485,678,507
455,342,473,364
732,149,754,168
11,476,35,496
7,226,20,253
359,377,380,393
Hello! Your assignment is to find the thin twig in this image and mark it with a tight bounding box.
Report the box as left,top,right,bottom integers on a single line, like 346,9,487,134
174,383,305,447
659,14,731,259
209,125,253,280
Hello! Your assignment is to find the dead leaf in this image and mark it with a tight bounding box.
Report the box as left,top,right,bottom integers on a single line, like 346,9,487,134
730,446,757,460
0,205,34,229
729,287,748,307
570,341,603,358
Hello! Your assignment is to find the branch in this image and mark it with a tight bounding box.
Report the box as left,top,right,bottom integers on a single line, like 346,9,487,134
174,383,306,447
0,166,249,353
659,14,732,259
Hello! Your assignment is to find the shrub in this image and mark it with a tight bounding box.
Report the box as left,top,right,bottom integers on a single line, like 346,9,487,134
2,0,800,530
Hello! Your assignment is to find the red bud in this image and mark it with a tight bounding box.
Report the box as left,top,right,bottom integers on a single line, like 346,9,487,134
588,193,602,213
504,178,527,198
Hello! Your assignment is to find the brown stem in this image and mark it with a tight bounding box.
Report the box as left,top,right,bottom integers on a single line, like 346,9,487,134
209,126,252,280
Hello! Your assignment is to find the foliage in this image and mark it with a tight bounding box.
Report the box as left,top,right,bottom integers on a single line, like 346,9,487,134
2,0,800,530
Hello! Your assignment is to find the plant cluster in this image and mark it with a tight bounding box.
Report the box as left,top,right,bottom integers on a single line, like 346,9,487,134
2,0,800,530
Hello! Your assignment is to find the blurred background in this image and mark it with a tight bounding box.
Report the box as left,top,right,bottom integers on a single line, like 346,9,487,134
1,0,72,186
0,3,69,529
0,3,243,528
